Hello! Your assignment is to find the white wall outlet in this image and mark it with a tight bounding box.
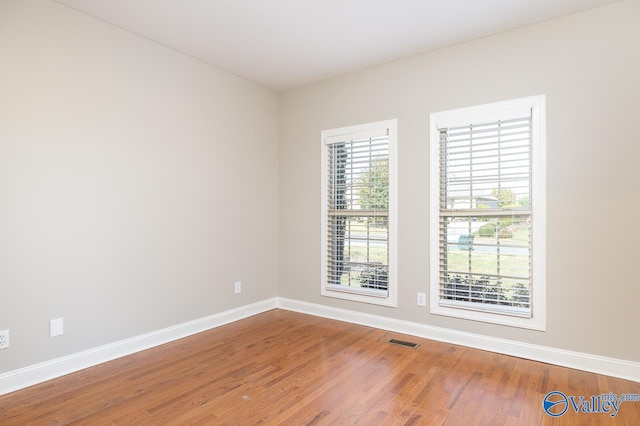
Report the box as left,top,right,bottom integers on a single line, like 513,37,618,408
234,281,242,294
417,292,426,307
0,330,9,349
50,318,64,337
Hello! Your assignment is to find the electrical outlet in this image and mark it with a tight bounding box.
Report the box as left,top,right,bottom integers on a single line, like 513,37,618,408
0,330,9,349
50,318,64,337
234,281,242,294
417,292,426,307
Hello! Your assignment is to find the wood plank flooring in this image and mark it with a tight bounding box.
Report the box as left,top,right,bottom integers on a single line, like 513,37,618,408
1,309,639,425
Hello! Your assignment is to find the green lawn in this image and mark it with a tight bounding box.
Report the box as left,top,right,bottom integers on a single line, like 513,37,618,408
445,248,529,281
344,244,387,264
511,228,530,242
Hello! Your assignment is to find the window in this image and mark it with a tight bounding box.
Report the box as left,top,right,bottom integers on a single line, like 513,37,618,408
321,120,397,306
429,96,546,330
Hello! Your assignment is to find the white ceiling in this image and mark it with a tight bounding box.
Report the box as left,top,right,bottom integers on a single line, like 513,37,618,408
53,0,618,90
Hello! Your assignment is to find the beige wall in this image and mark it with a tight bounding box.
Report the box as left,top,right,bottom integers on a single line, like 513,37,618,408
0,0,279,372
1,0,638,377
279,0,640,362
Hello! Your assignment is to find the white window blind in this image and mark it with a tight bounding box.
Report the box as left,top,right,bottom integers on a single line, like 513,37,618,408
438,115,533,317
321,120,397,306
431,96,546,329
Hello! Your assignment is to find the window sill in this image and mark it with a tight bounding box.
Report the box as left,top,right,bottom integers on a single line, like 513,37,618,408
430,302,546,331
322,285,397,307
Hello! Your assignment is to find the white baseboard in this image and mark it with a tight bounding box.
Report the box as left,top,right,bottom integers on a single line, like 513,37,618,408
2,296,637,397
276,297,640,383
0,298,278,396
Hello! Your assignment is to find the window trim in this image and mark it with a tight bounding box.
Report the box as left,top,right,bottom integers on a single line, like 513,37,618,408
429,96,546,330
321,119,398,307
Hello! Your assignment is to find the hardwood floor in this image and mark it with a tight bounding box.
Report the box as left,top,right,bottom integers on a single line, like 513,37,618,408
1,309,639,425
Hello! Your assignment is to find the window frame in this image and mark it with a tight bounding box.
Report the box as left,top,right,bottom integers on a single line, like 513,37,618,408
321,119,398,307
429,96,546,330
